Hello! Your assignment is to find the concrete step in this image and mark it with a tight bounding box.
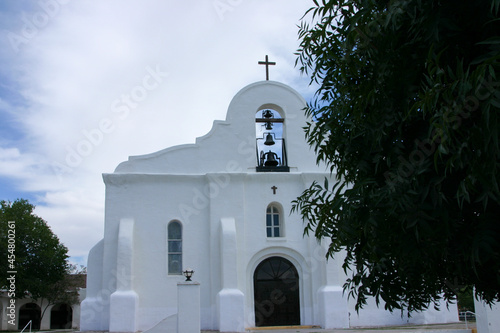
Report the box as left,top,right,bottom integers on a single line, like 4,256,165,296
243,322,475,333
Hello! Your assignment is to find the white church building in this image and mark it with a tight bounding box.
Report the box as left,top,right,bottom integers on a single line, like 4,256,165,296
80,73,459,332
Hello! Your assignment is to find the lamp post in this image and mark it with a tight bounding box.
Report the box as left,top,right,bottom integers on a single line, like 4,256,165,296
177,268,200,333
183,268,194,281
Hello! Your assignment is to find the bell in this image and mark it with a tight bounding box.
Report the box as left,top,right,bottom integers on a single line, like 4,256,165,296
263,110,273,119
264,133,275,145
265,121,273,130
264,151,279,166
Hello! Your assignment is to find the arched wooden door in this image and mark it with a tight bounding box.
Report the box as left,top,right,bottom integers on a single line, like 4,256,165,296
253,256,300,327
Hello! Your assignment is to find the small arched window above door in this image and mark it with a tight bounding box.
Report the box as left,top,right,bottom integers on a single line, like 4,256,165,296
266,203,283,237
256,108,289,172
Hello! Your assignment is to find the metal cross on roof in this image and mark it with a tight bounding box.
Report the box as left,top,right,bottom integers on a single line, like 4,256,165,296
258,55,276,81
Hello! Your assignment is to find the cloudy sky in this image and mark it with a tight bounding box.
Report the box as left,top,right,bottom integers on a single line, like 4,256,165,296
0,0,317,266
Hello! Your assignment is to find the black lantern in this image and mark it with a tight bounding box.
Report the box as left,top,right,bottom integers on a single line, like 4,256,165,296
183,268,194,281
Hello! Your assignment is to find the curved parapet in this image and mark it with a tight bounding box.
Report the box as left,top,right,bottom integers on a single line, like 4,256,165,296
113,81,321,174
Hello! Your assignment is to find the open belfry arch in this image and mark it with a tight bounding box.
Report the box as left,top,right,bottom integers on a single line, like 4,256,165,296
80,57,459,332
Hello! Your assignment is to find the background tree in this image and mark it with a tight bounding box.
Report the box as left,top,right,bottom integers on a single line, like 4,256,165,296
457,288,475,314
293,0,500,313
0,199,69,301
39,264,86,327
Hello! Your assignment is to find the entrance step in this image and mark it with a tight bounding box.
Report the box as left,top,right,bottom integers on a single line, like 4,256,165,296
247,325,320,330
244,323,474,333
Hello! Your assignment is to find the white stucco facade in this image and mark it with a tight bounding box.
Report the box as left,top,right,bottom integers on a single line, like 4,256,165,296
474,298,500,333
80,80,459,332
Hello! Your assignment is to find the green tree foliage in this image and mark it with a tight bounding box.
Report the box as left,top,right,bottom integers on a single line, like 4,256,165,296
457,287,475,313
0,199,69,300
293,0,500,312
39,265,86,325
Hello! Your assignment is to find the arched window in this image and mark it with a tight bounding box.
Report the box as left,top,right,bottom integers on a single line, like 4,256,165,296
266,204,282,237
168,221,182,275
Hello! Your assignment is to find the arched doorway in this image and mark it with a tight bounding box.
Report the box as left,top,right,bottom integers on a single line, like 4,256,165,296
18,303,41,330
253,256,300,327
50,303,73,329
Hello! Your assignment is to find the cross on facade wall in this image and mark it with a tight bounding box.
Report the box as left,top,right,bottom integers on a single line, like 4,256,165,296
271,186,277,194
258,55,276,81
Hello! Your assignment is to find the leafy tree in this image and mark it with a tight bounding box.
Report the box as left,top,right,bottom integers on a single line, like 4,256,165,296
293,0,500,313
39,264,86,326
0,199,69,301
457,287,475,313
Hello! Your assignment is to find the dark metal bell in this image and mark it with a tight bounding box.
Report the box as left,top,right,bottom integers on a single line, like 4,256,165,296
265,121,273,130
264,151,279,166
263,110,273,118
264,133,275,145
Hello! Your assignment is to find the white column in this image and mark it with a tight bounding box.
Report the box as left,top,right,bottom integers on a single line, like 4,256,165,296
40,301,51,330
80,240,105,331
217,217,245,332
109,218,138,332
475,298,500,333
1,298,10,330
317,285,349,328
177,281,200,333
317,244,349,329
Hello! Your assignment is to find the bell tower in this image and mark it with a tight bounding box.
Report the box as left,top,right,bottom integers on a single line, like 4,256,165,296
255,108,289,172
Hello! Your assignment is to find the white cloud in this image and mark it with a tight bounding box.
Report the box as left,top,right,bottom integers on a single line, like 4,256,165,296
0,147,41,180
34,189,105,260
0,0,315,266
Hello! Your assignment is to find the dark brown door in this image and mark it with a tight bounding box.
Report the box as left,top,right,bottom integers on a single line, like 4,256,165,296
254,256,300,327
